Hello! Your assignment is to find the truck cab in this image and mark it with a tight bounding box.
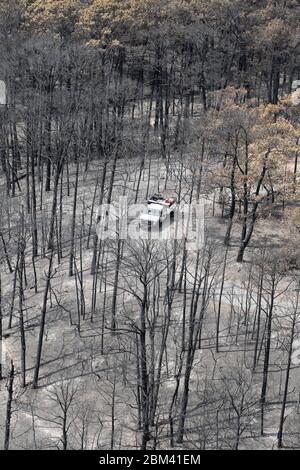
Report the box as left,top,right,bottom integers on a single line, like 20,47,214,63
139,194,177,228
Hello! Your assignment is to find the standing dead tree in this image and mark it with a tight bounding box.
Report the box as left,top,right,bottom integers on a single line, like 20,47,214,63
46,379,80,450
4,360,15,450
116,240,173,449
176,243,218,444
32,248,55,389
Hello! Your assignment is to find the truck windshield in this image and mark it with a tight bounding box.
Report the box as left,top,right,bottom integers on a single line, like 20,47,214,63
147,208,161,216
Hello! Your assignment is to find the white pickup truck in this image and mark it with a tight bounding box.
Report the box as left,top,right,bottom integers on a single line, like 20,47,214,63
139,194,177,228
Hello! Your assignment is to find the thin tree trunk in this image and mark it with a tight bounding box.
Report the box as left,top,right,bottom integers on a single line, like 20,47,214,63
32,249,54,389
4,360,14,450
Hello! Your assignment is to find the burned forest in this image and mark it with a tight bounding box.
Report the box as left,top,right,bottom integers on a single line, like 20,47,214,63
1,0,300,453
